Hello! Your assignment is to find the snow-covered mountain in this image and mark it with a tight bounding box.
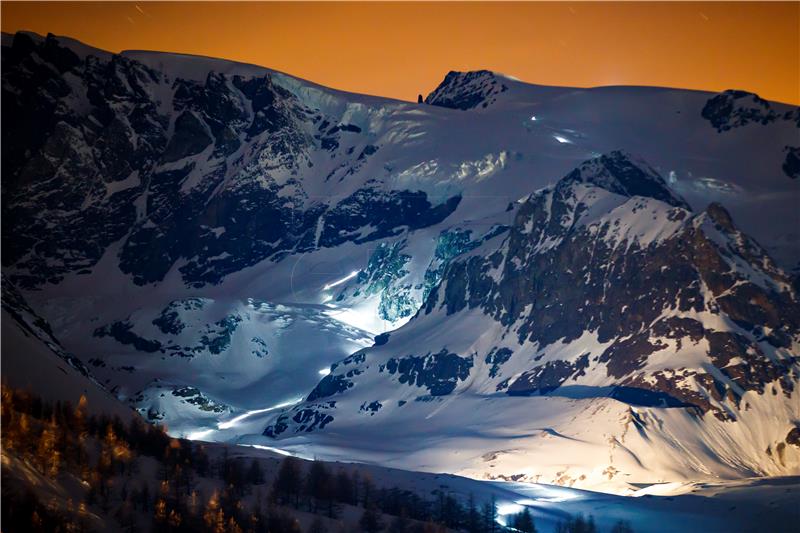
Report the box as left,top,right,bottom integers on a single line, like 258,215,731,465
2,31,799,494
262,152,800,492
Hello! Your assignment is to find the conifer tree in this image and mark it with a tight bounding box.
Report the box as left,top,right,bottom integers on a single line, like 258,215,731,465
610,520,634,533
247,458,265,485
511,507,536,533
359,504,383,533
274,456,303,507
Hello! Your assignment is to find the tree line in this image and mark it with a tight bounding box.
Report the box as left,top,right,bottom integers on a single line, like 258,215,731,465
1,385,634,533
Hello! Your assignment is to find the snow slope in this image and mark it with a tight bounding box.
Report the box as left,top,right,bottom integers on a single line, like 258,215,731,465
1,279,134,419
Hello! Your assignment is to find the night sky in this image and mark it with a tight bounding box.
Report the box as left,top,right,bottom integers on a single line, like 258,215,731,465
2,1,798,104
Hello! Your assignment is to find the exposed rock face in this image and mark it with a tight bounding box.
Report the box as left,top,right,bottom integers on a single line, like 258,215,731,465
383,350,473,396
318,189,460,248
424,70,509,110
787,427,800,448
560,151,690,209
701,89,800,132
427,152,798,419
783,146,800,180
93,300,244,357
2,33,166,287
1,32,460,288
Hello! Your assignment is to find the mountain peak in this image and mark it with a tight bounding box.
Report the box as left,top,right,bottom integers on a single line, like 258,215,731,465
701,89,793,131
424,70,510,110
562,151,690,209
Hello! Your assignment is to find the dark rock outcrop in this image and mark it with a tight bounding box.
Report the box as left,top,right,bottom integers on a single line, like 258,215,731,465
424,70,509,110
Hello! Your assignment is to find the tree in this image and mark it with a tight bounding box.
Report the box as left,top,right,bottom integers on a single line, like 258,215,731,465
203,491,226,533
274,456,303,507
556,514,597,533
168,509,183,529
389,513,409,533
482,496,498,533
308,516,328,533
359,504,383,533
335,469,355,505
247,458,265,485
194,445,210,477
511,508,536,533
227,516,243,533
465,493,481,533
306,460,332,513
140,483,151,512
36,416,59,477
352,470,361,504
610,520,634,533
361,473,375,508
154,498,167,527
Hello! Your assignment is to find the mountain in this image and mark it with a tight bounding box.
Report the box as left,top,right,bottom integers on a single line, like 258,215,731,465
2,31,799,495
262,152,800,492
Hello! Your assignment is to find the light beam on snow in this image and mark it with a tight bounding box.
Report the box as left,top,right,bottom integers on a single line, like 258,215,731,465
185,428,215,441
217,397,304,430
318,367,331,376
245,444,293,457
553,134,572,144
496,502,524,525
323,270,359,291
495,491,580,526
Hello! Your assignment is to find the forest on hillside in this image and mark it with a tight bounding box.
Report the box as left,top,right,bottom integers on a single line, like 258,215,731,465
1,386,633,533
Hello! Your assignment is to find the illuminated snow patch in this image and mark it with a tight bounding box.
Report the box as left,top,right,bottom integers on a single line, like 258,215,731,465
323,305,387,336
497,502,524,515
318,367,331,376
553,134,573,144
496,502,525,525
217,397,304,430
185,428,216,441
495,491,581,525
244,444,293,457
323,270,359,291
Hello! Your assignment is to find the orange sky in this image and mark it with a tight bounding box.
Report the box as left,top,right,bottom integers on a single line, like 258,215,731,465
2,2,798,104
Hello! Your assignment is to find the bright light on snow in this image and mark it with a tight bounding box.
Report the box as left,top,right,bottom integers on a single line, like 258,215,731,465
245,444,293,457
496,502,524,525
318,367,331,376
530,115,537,121
217,397,304,430
496,502,524,515
322,270,359,291
553,134,572,144
185,428,215,441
